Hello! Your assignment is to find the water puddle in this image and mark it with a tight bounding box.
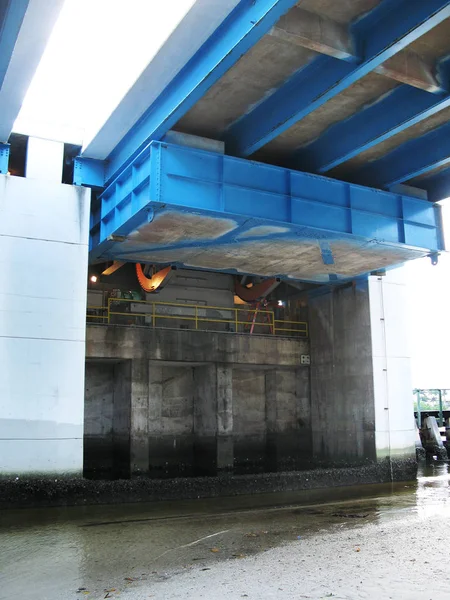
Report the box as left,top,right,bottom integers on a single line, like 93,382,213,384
1,463,449,599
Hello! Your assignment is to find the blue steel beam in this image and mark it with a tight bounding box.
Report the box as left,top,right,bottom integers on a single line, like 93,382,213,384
0,0,64,142
351,121,450,188
225,0,450,157
294,86,450,174
403,168,450,204
91,142,443,264
102,0,300,186
420,167,450,202
0,0,29,89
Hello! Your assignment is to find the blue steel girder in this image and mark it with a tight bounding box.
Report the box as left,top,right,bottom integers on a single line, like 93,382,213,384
0,0,29,89
351,121,450,188
294,85,450,174
89,141,443,283
224,0,450,158
101,0,300,187
420,166,450,202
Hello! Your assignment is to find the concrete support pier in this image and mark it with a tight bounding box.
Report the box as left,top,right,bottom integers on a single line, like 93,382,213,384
0,175,90,476
309,270,416,476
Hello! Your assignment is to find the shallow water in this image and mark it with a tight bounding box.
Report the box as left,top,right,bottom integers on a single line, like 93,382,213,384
1,463,449,600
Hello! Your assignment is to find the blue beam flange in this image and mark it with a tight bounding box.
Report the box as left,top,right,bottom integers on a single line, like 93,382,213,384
294,85,450,174
0,143,10,174
91,142,443,263
351,121,450,188
102,0,300,186
225,0,450,157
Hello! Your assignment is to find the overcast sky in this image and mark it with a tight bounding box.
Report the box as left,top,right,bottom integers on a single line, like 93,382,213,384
14,0,450,391
404,198,450,389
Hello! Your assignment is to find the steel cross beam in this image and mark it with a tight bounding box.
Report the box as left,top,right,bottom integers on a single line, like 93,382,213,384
98,0,300,187
225,0,450,157
350,120,450,188
269,6,442,93
421,166,450,202
294,84,450,174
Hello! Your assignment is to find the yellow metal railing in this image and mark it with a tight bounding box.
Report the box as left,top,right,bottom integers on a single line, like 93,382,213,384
86,298,308,338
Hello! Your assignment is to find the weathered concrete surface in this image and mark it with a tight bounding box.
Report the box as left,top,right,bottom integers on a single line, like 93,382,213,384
146,365,195,478
309,282,377,466
266,368,312,471
85,327,310,479
84,362,115,478
233,369,267,473
86,326,309,365
309,274,416,469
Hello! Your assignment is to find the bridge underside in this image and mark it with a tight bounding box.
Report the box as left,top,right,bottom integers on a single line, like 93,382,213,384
72,0,450,281
3,0,445,483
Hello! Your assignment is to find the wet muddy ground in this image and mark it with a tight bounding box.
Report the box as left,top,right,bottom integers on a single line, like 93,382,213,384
1,464,450,599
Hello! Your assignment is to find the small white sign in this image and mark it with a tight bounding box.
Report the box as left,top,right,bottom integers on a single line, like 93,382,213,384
301,355,311,365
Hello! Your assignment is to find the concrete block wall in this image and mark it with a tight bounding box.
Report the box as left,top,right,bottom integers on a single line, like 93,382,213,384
85,327,310,478
0,175,90,476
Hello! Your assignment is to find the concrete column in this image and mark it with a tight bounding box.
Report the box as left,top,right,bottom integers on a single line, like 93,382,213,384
0,175,90,477
368,270,416,469
147,364,195,477
265,370,279,472
309,273,416,476
194,363,233,475
130,359,150,477
147,365,163,477
194,364,218,475
216,364,233,471
309,281,376,466
265,368,311,471
25,137,63,183
112,361,132,478
84,362,115,478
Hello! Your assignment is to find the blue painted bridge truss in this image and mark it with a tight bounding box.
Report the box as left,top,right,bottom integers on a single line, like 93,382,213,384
82,142,443,284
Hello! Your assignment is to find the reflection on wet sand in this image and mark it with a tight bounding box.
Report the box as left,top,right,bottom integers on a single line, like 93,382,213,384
1,464,448,599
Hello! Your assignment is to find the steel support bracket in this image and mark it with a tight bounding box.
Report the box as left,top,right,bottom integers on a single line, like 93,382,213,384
429,252,440,265
0,143,10,174
73,156,106,188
